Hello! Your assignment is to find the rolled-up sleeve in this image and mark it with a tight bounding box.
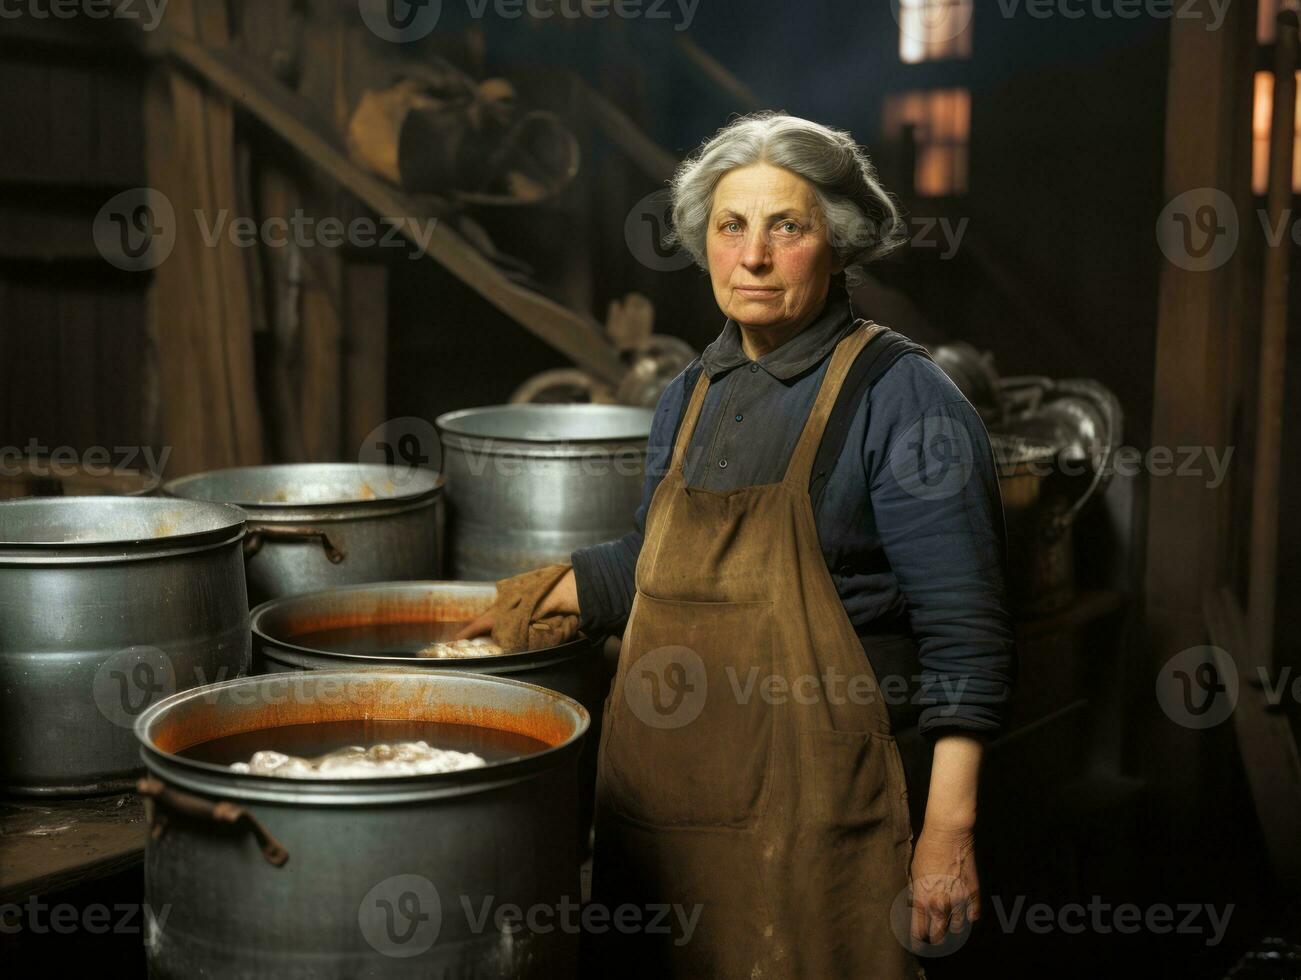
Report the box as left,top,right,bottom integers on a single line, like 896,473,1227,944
865,356,1018,738
570,371,686,636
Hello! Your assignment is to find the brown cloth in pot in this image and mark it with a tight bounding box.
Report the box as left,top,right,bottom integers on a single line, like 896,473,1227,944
489,563,580,652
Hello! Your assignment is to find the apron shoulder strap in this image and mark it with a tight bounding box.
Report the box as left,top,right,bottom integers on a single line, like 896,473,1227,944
808,323,933,513
669,356,706,455
664,322,930,499
666,356,710,473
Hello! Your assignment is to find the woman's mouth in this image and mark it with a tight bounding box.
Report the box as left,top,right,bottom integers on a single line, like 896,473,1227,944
735,286,782,298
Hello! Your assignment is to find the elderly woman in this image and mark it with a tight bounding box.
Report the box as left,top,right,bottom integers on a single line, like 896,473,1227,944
460,111,1015,978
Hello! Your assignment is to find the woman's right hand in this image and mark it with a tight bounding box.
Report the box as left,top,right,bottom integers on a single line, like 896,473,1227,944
454,567,580,640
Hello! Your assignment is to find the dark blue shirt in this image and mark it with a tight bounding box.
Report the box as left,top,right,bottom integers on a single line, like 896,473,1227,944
571,292,1016,737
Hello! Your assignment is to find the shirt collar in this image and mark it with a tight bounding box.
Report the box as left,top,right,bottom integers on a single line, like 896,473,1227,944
699,291,858,382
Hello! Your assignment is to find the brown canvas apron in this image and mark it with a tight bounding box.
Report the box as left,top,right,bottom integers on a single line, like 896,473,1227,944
590,321,925,979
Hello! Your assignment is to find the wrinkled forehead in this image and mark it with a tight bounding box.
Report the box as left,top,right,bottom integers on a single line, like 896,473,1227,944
710,164,820,219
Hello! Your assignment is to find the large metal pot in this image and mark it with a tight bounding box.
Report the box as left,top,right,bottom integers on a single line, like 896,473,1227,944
0,496,249,795
992,378,1123,618
135,669,588,978
164,463,444,605
435,405,652,580
249,581,606,842
0,455,159,498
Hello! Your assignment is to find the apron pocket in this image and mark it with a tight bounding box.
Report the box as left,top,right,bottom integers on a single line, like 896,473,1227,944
601,594,774,829
800,729,912,845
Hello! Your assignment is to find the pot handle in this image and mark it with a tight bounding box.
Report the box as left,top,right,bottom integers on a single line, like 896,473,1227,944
1049,379,1125,534
243,524,346,564
137,777,290,867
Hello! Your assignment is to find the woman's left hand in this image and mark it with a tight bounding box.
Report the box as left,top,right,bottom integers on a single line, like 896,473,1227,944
908,823,981,948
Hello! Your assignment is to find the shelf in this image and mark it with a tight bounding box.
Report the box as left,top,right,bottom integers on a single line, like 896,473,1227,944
0,793,145,903
1015,589,1127,643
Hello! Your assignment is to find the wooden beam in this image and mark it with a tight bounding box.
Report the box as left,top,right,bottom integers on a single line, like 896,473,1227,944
1248,11,1297,671
343,260,389,457
1147,1,1255,663
1145,0,1259,853
1205,587,1301,887
143,0,264,474
671,35,763,114
143,27,626,386
577,81,680,183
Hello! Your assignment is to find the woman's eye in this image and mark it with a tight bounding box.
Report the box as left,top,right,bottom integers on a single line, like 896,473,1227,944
777,220,801,234
724,221,741,233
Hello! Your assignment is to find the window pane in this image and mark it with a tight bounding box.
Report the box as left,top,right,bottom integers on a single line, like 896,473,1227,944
882,88,972,196
899,0,974,64
1251,69,1301,192
1257,0,1301,44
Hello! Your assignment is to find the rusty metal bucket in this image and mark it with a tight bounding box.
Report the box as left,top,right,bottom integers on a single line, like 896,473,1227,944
248,580,606,848
134,669,588,978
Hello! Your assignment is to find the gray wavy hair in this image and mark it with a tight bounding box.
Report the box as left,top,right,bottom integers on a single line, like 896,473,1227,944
664,111,907,288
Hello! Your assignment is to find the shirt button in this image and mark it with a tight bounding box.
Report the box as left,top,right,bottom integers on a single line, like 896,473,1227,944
749,364,759,373
735,414,744,422
718,459,728,469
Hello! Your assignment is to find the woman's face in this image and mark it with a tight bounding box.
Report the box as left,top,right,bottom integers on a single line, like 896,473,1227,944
705,162,842,331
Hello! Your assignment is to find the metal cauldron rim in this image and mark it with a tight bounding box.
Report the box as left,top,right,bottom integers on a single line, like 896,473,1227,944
134,668,590,806
436,404,653,447
249,580,594,673
0,495,247,562
163,463,444,520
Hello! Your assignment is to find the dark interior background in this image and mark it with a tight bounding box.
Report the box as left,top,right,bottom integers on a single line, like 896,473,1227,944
1,2,1299,977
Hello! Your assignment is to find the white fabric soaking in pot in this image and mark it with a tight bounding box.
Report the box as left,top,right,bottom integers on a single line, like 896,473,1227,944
230,741,487,779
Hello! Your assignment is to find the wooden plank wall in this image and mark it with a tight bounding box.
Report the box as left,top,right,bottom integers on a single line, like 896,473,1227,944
0,34,153,460
0,2,395,477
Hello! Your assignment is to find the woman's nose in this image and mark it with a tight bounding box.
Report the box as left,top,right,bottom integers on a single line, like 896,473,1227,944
740,232,771,271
